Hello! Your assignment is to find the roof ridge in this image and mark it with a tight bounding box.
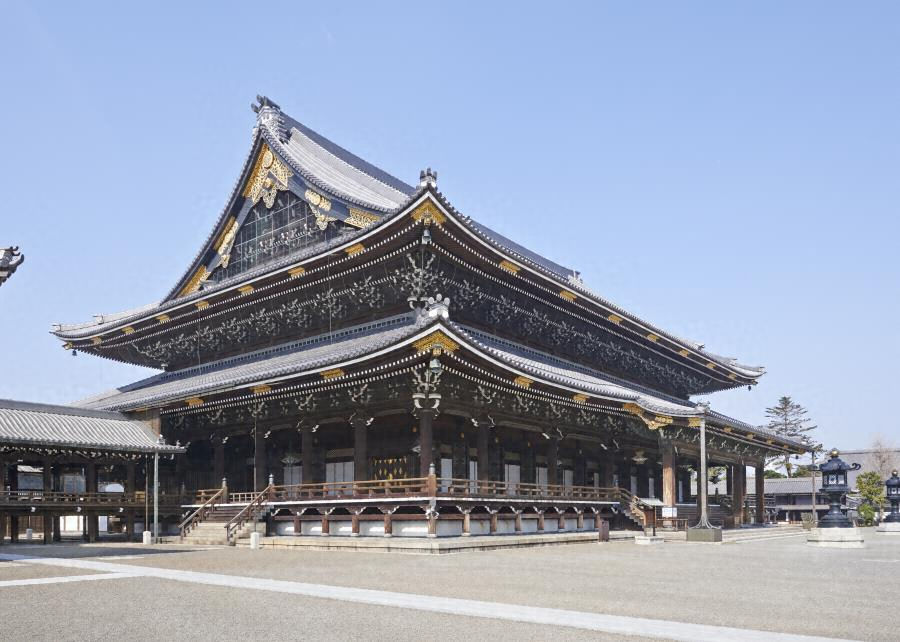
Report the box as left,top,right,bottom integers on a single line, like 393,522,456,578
0,398,130,420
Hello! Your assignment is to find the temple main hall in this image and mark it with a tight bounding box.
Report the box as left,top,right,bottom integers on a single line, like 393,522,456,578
3,96,805,544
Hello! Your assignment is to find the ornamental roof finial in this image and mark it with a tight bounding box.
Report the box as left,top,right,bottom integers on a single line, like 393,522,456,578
251,95,288,142
419,167,438,188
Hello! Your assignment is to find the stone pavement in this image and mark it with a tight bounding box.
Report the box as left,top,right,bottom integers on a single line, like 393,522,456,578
1,528,897,641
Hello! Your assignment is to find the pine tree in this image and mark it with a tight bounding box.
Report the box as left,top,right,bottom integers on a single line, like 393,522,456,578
765,396,819,477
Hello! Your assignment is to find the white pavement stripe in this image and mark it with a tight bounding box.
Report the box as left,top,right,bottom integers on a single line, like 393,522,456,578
0,572,136,588
0,554,854,642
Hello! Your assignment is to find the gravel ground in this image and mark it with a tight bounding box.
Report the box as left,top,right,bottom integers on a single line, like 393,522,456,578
1,576,632,642
1,528,897,641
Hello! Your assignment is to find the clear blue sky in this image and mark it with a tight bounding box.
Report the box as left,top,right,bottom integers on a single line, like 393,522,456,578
1,2,897,454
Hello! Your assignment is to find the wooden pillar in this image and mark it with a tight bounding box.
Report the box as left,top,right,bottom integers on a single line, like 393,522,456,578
732,464,744,526
301,427,314,483
426,508,437,538
383,509,394,537
293,512,301,536
418,410,434,478
576,509,584,531
353,419,368,483
43,459,53,493
477,423,490,485
756,464,766,524
602,453,615,487
43,513,52,545
662,442,676,508
537,511,545,532
53,514,62,542
460,508,471,536
85,463,98,542
489,509,498,534
213,436,225,484
739,465,748,524
514,510,523,534
351,509,361,537
547,438,558,487
10,514,19,543
558,511,566,530
254,428,267,491
320,513,330,536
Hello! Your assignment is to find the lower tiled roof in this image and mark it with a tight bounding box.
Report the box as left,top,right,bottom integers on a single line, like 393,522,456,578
0,399,181,453
80,313,428,412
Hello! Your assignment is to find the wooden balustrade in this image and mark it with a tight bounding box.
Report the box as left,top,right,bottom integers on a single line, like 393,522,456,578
0,490,179,506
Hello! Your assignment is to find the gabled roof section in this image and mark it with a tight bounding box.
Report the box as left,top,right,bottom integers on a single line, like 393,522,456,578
162,96,415,303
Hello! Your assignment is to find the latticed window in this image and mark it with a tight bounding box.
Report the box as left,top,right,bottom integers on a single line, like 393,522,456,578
213,192,332,282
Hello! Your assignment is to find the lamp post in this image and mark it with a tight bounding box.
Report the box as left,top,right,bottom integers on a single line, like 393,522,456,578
816,449,860,529
885,471,900,523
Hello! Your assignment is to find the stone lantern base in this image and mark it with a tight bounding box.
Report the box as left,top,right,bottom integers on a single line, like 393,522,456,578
806,527,865,548
876,522,900,533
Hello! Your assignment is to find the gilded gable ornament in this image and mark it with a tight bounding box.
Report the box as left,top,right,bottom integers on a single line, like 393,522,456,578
243,143,292,208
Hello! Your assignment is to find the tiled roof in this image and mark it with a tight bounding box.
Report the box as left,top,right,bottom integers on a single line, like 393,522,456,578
52,97,763,386
79,314,428,411
0,399,181,453
453,324,696,417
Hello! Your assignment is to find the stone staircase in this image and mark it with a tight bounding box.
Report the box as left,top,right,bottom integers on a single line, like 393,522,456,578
181,505,266,546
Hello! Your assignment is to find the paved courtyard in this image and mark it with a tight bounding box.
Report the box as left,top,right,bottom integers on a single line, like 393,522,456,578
1,529,897,641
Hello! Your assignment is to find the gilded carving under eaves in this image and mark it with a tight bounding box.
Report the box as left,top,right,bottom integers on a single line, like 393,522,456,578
243,143,293,208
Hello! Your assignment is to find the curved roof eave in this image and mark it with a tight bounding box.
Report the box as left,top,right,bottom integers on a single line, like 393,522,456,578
420,189,766,381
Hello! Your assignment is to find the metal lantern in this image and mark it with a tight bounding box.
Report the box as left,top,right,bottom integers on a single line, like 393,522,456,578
817,449,861,528
886,470,900,524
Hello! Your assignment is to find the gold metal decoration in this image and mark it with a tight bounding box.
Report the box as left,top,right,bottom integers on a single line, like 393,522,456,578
513,375,533,388
706,362,717,369
215,217,239,268
252,384,272,395
411,199,446,226
304,189,332,212
179,265,210,297
344,243,365,256
745,433,755,440
499,260,520,275
766,439,775,445
346,207,380,229
646,333,659,342
646,415,673,430
559,290,576,302
63,342,73,350
91,337,102,345
687,417,703,428
412,331,460,355
244,143,293,208
728,373,737,380
238,285,254,295
122,326,135,335
622,402,643,416
195,300,210,310
321,368,345,380
679,349,690,357
572,393,589,404
314,212,338,230
186,397,204,407
288,266,306,278
723,426,733,433
156,314,171,324
608,314,623,324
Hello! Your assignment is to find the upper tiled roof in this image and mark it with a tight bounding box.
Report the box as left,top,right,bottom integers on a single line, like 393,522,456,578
51,97,763,387
0,399,181,453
